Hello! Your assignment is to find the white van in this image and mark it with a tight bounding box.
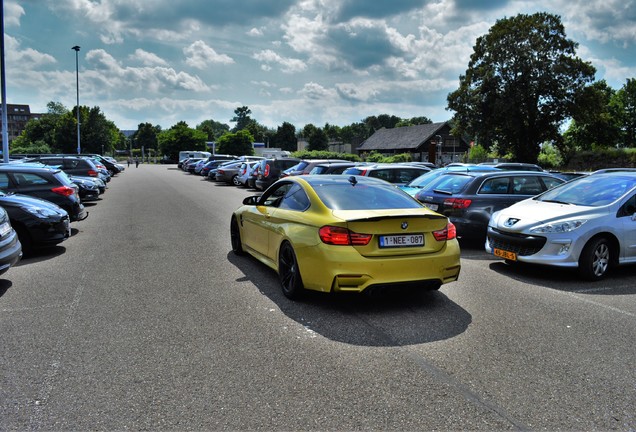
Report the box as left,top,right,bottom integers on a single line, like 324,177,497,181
179,151,211,162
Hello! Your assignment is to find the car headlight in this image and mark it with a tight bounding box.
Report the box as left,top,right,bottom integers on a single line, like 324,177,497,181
20,206,60,218
530,219,587,234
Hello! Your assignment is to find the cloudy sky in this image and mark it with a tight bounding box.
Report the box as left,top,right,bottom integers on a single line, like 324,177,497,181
3,0,635,132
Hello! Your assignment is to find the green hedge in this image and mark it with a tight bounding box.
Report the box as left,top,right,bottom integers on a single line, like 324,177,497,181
565,148,636,171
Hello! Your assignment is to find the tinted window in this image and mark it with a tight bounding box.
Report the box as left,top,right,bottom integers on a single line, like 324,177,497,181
0,173,9,189
512,176,543,195
542,176,563,190
54,171,73,185
398,169,425,184
65,159,81,169
295,161,309,171
260,182,295,207
14,173,51,186
479,177,510,194
368,169,393,183
310,166,328,174
279,184,310,211
314,183,422,210
618,194,636,217
343,168,365,176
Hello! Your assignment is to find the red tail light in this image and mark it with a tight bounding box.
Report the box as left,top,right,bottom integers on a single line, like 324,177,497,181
51,186,75,197
433,222,457,241
443,198,472,209
319,226,372,246
87,169,98,177
264,164,270,177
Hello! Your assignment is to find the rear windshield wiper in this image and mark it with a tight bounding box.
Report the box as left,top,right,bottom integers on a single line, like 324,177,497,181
433,189,453,195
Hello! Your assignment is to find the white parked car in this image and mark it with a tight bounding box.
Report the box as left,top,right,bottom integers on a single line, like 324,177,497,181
486,169,636,280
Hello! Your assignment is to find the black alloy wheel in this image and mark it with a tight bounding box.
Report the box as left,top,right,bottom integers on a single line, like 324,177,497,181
278,241,304,299
230,216,244,255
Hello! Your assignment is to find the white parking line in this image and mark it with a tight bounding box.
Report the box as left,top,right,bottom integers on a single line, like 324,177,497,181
566,290,636,318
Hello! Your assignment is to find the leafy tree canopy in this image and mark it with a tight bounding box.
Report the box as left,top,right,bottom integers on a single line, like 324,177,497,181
273,122,297,152
230,106,252,132
447,12,596,163
158,121,207,161
196,119,230,141
216,130,254,156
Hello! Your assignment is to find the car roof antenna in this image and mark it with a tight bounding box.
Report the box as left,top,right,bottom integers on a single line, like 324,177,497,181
348,176,358,186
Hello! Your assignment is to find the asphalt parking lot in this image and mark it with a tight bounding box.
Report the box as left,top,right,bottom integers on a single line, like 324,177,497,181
1,164,635,430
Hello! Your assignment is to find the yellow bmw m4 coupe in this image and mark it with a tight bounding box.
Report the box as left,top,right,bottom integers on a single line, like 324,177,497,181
231,175,461,299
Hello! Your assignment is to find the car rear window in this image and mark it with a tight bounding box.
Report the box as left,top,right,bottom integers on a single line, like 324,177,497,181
310,166,329,174
54,171,73,185
313,183,422,210
342,167,365,176
425,174,472,194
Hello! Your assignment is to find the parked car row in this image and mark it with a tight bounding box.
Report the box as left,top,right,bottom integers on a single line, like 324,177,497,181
0,155,124,274
180,155,635,293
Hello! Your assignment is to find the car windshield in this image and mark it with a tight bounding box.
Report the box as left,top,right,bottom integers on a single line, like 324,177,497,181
313,183,423,210
536,174,636,206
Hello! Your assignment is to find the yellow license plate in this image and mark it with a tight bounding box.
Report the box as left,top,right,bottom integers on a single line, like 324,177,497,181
494,248,516,261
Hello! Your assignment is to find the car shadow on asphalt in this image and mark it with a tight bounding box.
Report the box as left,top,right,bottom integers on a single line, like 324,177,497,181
487,260,636,295
14,246,67,266
458,237,636,295
0,279,12,298
227,251,472,347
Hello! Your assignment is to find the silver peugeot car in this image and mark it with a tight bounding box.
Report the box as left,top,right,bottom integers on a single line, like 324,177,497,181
486,169,636,280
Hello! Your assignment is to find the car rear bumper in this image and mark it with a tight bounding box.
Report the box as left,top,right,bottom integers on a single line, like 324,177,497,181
295,240,461,293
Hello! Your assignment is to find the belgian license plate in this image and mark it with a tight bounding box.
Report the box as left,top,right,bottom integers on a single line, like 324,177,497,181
494,248,517,261
423,203,438,211
379,234,424,248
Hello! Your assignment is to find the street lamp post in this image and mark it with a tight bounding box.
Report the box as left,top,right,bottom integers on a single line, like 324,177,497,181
72,46,80,155
435,134,443,166
1,0,10,163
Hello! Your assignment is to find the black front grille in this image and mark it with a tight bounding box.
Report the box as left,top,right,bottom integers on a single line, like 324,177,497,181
487,227,546,256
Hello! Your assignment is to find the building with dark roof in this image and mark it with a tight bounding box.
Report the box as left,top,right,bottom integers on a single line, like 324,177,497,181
357,121,469,165
0,104,43,142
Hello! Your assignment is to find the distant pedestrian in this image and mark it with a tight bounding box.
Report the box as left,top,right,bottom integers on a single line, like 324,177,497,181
127,158,131,167
135,157,139,168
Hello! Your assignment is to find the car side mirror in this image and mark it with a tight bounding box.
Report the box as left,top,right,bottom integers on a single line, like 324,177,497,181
243,196,259,206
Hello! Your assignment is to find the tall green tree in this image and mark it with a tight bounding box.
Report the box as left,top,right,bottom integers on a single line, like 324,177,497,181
613,78,636,147
216,130,254,156
158,121,207,161
230,106,252,132
132,123,161,153
196,119,229,141
244,120,271,143
339,122,370,147
396,116,433,127
562,80,620,155
273,122,297,151
447,12,596,163
363,114,402,132
307,127,328,151
82,106,119,154
11,102,69,153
